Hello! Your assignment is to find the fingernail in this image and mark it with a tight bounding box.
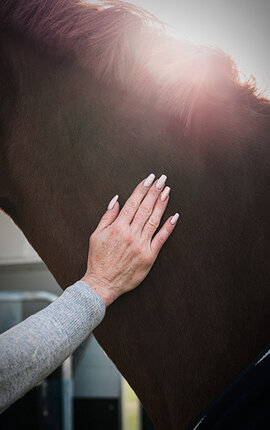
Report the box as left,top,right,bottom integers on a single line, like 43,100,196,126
156,174,167,190
143,173,155,187
170,213,179,225
107,194,119,210
160,186,170,202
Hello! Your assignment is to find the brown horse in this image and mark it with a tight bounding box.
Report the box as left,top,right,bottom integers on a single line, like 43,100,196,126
1,1,270,428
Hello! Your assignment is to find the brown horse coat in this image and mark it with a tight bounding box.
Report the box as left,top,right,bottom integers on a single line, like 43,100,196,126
1,1,270,428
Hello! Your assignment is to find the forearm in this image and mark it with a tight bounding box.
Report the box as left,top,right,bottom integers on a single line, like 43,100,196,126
0,281,105,413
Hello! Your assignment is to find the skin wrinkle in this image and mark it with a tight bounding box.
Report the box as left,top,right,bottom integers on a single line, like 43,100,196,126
0,1,270,429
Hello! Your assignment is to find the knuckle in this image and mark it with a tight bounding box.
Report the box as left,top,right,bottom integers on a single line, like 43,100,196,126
150,187,159,196
142,253,152,266
122,200,137,216
127,200,137,209
157,233,166,244
139,206,152,217
125,232,134,245
102,213,111,221
138,185,147,195
160,197,169,205
111,222,122,235
147,218,159,229
121,208,130,217
133,244,141,255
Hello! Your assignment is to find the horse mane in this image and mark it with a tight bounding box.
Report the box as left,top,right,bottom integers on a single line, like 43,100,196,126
2,0,270,130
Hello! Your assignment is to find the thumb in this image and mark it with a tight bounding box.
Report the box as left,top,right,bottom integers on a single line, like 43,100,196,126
94,195,120,232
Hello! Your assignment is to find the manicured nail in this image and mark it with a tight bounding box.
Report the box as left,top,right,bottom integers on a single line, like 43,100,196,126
156,174,167,190
107,194,119,210
143,173,155,187
160,186,170,202
170,213,179,225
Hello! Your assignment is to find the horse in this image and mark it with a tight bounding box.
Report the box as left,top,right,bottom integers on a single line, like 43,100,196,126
1,1,270,428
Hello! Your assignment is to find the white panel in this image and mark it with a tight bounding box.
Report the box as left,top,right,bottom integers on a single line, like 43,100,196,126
0,211,41,264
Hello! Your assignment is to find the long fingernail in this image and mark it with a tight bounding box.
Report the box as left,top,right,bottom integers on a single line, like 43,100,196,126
170,213,179,225
156,174,167,190
107,194,119,210
143,173,155,187
160,186,170,202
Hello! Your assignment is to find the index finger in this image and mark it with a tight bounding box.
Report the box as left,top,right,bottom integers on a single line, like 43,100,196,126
117,173,155,224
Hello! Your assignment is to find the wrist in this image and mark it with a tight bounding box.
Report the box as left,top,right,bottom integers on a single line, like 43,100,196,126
80,275,117,307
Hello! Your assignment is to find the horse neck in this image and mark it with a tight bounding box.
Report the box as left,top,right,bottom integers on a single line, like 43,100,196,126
2,32,270,429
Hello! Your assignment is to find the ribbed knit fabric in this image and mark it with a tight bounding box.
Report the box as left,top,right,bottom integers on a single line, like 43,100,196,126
0,281,105,414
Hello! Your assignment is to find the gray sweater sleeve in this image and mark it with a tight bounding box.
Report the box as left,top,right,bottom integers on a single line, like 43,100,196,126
0,280,106,414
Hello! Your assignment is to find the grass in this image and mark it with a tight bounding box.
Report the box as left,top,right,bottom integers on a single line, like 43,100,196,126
122,378,140,430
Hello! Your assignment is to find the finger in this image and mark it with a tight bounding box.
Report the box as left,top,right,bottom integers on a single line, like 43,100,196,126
131,174,167,232
94,195,120,233
151,213,179,256
142,186,170,240
117,173,156,224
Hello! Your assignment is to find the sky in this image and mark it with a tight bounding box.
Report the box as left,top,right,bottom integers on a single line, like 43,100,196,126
125,0,270,98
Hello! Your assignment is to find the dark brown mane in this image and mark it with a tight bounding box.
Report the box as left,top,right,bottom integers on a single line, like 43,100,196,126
2,0,269,132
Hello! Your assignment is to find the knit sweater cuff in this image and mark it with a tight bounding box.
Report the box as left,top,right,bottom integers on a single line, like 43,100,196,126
45,280,106,354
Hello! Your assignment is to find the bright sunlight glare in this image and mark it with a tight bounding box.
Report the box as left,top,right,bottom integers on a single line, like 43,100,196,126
127,0,270,98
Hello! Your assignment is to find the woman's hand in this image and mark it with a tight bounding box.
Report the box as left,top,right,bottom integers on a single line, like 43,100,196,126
81,173,179,306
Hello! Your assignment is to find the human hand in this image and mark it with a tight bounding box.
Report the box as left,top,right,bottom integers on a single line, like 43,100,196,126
81,173,179,306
